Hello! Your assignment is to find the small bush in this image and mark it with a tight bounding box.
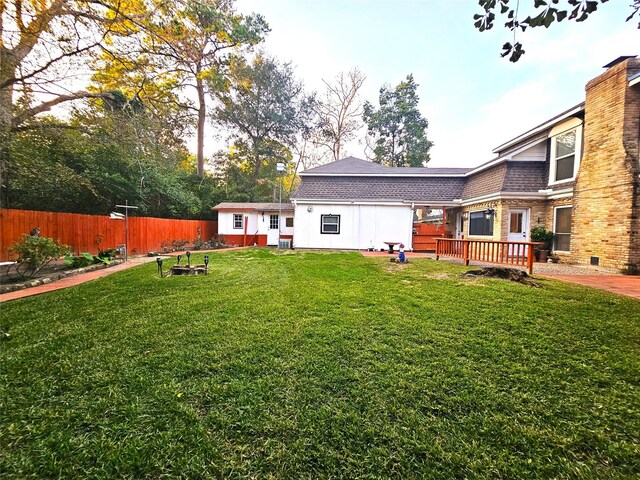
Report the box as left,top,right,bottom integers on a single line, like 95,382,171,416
8,234,70,279
172,239,189,250
530,226,555,243
64,252,111,269
98,248,118,260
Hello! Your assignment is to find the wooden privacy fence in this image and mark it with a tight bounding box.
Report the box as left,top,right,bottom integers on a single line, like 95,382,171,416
0,209,217,261
435,238,543,274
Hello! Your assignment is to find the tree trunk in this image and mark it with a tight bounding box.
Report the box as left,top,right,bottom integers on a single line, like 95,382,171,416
0,51,16,208
196,76,206,177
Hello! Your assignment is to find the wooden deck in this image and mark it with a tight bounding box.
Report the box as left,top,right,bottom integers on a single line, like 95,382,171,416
412,223,452,251
436,238,543,275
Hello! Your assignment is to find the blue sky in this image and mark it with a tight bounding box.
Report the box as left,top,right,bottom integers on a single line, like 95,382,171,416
234,0,638,168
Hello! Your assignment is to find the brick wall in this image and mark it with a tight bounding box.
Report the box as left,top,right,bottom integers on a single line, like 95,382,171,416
571,58,640,270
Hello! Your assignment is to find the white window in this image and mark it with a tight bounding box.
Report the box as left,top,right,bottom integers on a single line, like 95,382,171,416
269,214,279,229
233,214,243,229
553,206,572,252
468,210,494,236
549,124,582,185
321,214,340,234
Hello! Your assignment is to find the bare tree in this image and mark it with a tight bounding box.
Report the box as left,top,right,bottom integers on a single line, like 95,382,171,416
314,68,365,162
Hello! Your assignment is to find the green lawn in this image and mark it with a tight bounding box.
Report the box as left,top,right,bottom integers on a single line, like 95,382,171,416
1,250,639,479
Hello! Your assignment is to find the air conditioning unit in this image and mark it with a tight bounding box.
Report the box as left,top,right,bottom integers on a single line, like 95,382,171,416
278,239,291,249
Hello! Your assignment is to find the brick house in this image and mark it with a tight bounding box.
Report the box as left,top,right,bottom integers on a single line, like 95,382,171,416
292,56,640,271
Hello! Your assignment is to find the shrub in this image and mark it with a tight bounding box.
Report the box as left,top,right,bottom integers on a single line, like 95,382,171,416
8,234,70,279
530,226,555,243
64,252,111,269
171,239,189,250
210,235,227,249
98,248,118,260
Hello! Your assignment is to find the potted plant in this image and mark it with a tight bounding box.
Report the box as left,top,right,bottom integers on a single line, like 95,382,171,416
530,226,555,262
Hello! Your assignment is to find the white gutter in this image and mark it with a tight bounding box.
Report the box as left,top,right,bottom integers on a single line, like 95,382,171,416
459,188,573,206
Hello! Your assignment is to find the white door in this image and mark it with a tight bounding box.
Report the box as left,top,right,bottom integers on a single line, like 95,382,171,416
456,212,465,239
267,214,279,246
507,209,530,257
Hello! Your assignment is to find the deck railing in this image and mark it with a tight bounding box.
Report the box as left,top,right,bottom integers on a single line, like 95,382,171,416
435,238,543,274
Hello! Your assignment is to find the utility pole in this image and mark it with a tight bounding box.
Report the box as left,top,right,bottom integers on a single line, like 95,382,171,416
276,162,285,249
114,200,139,261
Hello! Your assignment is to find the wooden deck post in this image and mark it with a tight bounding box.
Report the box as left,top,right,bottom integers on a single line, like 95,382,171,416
527,245,534,275
463,240,470,266
435,239,440,260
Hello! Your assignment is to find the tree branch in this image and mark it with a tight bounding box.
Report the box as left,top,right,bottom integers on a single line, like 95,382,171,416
12,91,116,127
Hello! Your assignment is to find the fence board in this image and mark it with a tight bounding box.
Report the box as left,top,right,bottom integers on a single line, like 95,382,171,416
0,209,217,261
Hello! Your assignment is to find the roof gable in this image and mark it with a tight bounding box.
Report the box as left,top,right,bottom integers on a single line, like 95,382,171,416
301,157,471,176
301,157,390,175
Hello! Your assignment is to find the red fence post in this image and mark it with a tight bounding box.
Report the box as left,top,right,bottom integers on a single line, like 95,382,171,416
243,216,248,247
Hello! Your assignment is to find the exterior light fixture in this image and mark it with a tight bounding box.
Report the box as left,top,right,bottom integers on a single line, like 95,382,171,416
156,257,163,277
204,255,209,274
186,251,191,266
176,254,182,265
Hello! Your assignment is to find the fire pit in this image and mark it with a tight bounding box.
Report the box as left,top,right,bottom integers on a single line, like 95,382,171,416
156,253,209,277
168,265,207,276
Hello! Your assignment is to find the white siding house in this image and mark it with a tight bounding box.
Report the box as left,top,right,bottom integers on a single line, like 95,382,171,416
292,202,413,251
213,203,294,246
291,157,468,251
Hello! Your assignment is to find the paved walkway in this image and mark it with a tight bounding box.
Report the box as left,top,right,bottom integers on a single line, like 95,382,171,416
539,274,640,299
0,256,159,303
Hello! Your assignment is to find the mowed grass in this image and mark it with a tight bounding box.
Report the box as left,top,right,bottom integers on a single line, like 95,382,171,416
1,250,639,479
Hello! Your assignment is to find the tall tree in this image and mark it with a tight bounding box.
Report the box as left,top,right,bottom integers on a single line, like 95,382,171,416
212,54,314,200
315,68,366,162
93,0,269,177
7,95,222,219
474,0,640,62
0,0,144,207
363,75,433,167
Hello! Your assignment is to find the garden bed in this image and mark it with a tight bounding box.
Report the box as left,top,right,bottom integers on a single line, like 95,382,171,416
0,258,124,294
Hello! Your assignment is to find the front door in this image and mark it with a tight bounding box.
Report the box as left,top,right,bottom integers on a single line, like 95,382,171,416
456,212,465,239
267,214,279,246
507,208,530,256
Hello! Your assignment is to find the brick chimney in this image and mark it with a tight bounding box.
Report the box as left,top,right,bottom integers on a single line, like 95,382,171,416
571,56,640,271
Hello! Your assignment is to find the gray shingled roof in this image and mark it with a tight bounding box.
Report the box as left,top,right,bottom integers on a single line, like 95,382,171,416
301,157,471,176
292,176,466,202
212,202,294,211
502,162,547,192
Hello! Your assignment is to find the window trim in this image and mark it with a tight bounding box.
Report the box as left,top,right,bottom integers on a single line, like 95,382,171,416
553,205,573,253
233,214,243,230
468,210,494,237
320,214,340,235
548,124,582,186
